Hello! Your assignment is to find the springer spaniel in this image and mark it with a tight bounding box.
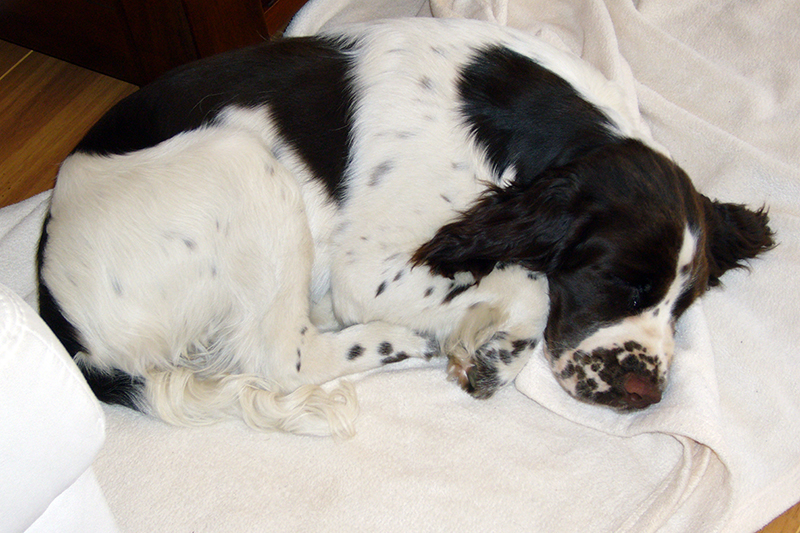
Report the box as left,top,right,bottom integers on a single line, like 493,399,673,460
37,18,774,436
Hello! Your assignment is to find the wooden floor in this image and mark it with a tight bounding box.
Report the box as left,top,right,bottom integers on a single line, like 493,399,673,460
1,40,798,533
0,40,136,207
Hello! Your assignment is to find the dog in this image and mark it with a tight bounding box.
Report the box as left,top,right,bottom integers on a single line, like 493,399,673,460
37,18,774,436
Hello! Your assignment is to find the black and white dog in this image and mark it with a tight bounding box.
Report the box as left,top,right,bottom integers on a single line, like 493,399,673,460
37,18,774,436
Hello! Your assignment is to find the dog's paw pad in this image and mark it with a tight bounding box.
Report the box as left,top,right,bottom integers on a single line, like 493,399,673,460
464,362,502,399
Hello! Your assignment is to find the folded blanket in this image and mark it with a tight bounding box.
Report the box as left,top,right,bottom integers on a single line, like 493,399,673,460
1,1,796,532
0,190,50,307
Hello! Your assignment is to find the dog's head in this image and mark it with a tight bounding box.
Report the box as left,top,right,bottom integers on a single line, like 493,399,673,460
413,139,774,410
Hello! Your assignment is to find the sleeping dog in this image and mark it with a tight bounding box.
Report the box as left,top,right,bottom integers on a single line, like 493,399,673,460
37,18,774,436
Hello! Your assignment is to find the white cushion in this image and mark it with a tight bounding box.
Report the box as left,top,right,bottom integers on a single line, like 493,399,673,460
0,283,117,532
25,468,118,533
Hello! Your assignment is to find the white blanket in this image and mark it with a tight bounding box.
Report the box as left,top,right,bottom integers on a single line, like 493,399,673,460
2,1,798,531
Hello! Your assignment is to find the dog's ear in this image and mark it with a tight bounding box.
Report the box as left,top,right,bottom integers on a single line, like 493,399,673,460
701,196,776,287
411,175,579,279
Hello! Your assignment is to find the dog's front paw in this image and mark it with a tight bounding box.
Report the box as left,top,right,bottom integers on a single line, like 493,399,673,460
448,332,538,399
446,353,474,390
465,358,503,400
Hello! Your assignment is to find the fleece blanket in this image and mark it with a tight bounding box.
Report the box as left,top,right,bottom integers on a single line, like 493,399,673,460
1,1,797,531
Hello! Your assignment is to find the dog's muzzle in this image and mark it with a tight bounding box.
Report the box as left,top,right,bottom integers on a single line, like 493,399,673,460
548,340,667,410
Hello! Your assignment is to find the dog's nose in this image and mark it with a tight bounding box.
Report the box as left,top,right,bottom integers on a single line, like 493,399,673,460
622,373,662,409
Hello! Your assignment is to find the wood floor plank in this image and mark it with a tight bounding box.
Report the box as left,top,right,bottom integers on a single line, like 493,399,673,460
0,50,136,207
759,501,800,533
0,40,30,75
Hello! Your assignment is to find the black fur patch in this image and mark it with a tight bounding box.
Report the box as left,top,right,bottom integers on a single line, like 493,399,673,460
73,37,359,204
458,45,618,185
75,364,145,410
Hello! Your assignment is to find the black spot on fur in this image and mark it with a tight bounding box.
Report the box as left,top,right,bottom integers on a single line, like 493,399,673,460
560,363,577,379
111,277,123,296
443,282,473,304
421,334,440,359
497,349,514,365
424,287,434,298
576,378,598,395
512,338,537,355
369,160,394,187
623,341,644,353
620,355,645,372
347,344,365,360
376,281,387,297
382,352,409,365
378,342,393,356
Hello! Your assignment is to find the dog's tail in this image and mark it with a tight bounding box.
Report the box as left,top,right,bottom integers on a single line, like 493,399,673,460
142,368,359,437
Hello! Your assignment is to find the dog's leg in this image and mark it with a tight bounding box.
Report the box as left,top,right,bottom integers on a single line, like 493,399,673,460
247,244,439,392
331,251,549,398
436,268,548,399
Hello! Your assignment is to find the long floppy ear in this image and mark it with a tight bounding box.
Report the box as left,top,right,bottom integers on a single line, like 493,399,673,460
702,196,776,287
411,175,579,279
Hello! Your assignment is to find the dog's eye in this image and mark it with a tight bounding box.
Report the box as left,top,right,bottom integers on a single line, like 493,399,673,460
609,275,652,312
629,283,652,311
